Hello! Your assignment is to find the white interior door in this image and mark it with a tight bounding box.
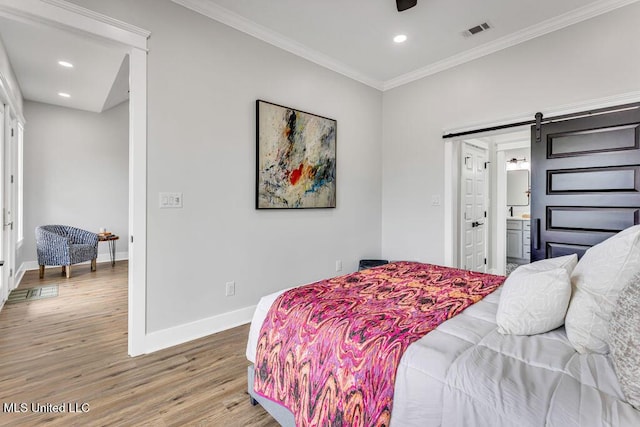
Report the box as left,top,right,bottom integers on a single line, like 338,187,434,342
461,143,488,272
3,115,15,293
0,106,5,303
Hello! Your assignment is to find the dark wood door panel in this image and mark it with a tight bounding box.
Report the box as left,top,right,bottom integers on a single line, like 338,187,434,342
544,106,640,136
536,227,619,248
531,105,640,261
548,124,639,158
546,242,590,259
541,149,640,169
547,207,640,232
548,166,640,193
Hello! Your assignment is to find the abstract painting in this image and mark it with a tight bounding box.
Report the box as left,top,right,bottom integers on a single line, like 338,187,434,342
256,100,337,209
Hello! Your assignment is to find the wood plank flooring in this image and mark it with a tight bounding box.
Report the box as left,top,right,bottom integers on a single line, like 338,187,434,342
0,261,279,426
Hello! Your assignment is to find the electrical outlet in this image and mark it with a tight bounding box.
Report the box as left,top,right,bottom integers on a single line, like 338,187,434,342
431,195,441,206
225,281,235,297
335,260,342,272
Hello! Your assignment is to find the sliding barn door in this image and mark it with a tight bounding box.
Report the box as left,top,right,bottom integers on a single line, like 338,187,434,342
530,105,640,261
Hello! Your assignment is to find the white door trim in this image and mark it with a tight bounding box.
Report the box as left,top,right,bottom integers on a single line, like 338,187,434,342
4,114,15,293
128,48,147,356
0,0,150,356
443,142,455,266
494,150,507,275
0,106,6,304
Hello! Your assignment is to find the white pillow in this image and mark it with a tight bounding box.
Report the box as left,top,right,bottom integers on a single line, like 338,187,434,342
609,273,640,409
496,254,577,335
565,225,640,354
511,253,578,276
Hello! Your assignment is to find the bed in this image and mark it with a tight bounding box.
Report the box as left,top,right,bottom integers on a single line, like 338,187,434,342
246,228,640,426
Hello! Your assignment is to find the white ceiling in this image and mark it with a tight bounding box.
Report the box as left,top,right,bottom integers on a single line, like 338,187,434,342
0,15,129,113
174,0,638,90
0,0,634,110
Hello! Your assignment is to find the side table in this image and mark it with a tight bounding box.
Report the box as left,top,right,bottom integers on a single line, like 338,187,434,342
98,234,119,267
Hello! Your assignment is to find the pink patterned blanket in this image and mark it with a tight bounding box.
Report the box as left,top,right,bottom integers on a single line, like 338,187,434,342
253,261,505,426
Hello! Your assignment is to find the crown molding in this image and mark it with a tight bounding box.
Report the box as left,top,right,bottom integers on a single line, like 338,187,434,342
172,0,638,92
383,0,640,90
0,0,150,50
172,0,384,90
41,0,151,38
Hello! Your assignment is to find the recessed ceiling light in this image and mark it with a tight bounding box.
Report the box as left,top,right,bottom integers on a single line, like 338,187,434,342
58,92,71,98
58,60,74,68
393,34,408,43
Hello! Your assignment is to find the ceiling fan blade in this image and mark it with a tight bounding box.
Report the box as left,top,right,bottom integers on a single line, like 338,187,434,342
396,0,417,12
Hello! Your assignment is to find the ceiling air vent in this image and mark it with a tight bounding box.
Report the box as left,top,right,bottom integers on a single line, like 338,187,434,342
463,22,491,37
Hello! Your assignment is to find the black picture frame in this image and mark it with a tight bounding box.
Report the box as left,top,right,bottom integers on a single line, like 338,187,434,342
256,100,337,209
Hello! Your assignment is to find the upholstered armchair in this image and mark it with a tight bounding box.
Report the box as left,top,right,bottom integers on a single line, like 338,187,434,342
35,225,99,278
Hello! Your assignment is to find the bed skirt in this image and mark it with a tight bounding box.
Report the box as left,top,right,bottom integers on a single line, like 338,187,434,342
247,364,295,426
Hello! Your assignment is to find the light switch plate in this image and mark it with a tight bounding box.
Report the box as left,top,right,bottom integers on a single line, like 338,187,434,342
225,281,235,296
159,192,183,208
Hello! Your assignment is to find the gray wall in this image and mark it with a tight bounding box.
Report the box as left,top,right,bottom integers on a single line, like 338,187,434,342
66,0,384,334
381,3,640,264
59,0,640,342
20,101,129,268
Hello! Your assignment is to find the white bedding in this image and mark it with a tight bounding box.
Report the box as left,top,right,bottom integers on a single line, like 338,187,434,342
246,287,640,426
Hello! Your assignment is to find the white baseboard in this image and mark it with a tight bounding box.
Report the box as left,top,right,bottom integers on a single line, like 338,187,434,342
22,260,38,271
15,264,26,287
96,251,129,265
143,304,257,354
17,255,253,356
21,251,129,272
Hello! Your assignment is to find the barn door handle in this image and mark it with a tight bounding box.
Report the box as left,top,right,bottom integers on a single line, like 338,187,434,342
532,218,541,250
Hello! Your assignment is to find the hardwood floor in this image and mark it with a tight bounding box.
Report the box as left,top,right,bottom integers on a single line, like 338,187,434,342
0,261,279,426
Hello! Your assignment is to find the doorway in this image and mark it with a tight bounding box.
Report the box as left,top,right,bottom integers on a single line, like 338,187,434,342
0,1,148,356
445,97,640,276
503,146,531,274
445,128,530,275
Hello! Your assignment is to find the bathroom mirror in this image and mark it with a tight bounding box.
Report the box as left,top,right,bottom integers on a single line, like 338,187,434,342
507,170,529,206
